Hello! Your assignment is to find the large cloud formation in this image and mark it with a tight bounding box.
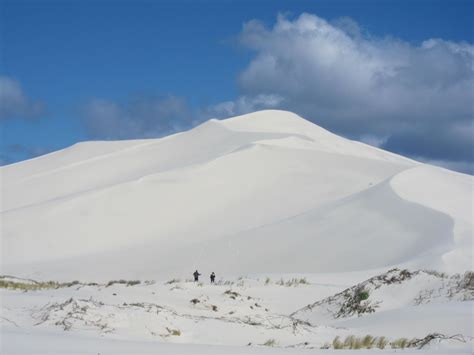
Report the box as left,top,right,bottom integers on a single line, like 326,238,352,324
210,14,473,173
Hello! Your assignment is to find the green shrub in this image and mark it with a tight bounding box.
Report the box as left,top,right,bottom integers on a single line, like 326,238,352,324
357,289,370,301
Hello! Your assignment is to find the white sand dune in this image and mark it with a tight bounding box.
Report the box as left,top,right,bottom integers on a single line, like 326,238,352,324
1,110,472,281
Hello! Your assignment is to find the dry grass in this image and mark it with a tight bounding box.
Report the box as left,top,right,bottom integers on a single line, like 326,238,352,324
0,277,142,291
106,279,141,287
376,336,388,349
263,339,277,347
165,278,181,285
275,278,309,287
0,278,82,291
330,335,422,350
332,336,344,349
166,327,181,336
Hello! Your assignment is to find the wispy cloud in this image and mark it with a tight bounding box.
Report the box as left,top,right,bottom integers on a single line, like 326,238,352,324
201,94,283,119
81,95,194,140
0,144,53,166
0,76,45,120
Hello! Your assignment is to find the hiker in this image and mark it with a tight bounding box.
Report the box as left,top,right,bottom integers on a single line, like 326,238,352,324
210,272,216,284
193,270,201,282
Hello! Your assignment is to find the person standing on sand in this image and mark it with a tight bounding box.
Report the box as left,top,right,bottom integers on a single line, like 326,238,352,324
210,272,216,284
193,270,201,282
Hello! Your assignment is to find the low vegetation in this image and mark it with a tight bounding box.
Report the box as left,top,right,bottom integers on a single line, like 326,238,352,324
165,278,181,285
263,338,277,347
0,276,143,291
332,336,344,349
459,271,474,291
375,336,388,349
0,278,83,291
106,280,141,287
390,337,411,349
223,289,240,299
332,335,410,350
357,289,370,301
275,277,309,287
335,285,377,317
165,327,181,336
361,335,375,348
329,333,466,350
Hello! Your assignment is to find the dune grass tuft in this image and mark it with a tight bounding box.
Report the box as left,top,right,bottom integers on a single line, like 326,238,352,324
263,338,277,347
330,335,410,349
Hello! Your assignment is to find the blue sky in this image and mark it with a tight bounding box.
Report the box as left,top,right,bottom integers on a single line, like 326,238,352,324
1,0,473,173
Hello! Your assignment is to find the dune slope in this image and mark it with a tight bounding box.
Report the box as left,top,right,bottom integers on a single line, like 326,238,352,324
1,110,471,280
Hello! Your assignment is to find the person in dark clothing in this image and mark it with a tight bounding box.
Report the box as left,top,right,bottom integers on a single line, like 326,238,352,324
193,270,201,282
210,272,216,284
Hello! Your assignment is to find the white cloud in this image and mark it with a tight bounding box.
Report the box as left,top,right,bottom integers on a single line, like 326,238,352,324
212,13,473,170
0,76,45,120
